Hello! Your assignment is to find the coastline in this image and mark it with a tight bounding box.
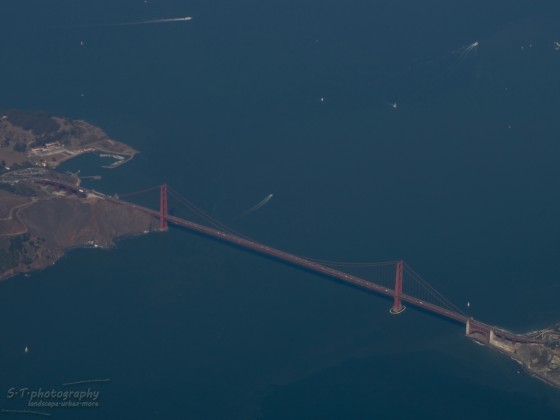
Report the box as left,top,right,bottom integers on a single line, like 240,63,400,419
0,111,153,282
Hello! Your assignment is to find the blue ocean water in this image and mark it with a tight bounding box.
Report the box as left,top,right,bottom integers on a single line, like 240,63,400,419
1,0,560,418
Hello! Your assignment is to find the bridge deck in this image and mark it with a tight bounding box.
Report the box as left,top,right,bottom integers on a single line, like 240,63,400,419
114,198,468,325
107,196,549,343
167,215,469,324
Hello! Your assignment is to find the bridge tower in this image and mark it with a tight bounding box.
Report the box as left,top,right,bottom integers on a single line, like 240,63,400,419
160,184,168,231
390,260,405,314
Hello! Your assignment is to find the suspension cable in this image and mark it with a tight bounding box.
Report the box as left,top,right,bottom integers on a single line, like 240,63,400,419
119,185,161,198
404,264,465,315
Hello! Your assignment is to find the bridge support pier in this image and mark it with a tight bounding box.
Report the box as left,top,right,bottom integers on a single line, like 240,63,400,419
390,260,405,314
466,318,491,345
160,184,168,232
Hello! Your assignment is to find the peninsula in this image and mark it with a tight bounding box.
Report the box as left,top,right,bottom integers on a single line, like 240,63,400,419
0,110,156,281
466,319,560,388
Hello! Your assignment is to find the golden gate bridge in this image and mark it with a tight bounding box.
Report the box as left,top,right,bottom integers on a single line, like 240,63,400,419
90,182,542,346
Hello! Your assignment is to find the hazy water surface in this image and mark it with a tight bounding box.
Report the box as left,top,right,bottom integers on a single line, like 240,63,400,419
1,1,560,418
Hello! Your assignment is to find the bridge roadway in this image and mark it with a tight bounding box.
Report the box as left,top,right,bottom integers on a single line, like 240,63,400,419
105,195,545,343
110,197,469,325
13,177,543,342
167,215,470,324
158,213,543,343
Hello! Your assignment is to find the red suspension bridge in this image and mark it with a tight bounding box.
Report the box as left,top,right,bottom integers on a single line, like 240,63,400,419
108,183,540,346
